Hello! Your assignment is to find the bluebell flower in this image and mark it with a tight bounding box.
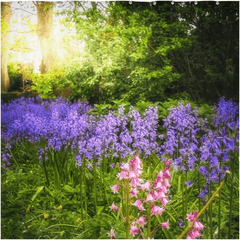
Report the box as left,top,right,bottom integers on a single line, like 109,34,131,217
109,163,115,168
185,180,193,188
198,166,208,179
178,220,184,227
159,103,201,172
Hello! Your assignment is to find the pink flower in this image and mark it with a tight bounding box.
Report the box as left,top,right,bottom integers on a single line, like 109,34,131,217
146,193,155,203
109,202,119,211
163,169,171,179
187,230,201,239
186,212,197,222
134,154,142,166
158,191,166,199
151,205,164,216
193,211,198,218
130,189,138,197
107,229,116,238
131,178,139,187
161,220,170,229
142,181,151,191
132,200,145,211
186,212,204,239
121,162,130,171
161,197,169,206
163,178,171,188
155,181,162,190
159,185,167,194
137,216,147,228
130,225,140,237
119,171,128,180
153,190,159,200
187,231,194,239
166,159,171,167
138,204,145,211
193,220,204,231
111,184,119,194
192,230,201,238
156,171,163,182
129,171,136,179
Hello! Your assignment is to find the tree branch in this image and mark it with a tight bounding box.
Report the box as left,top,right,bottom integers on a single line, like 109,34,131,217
10,7,35,15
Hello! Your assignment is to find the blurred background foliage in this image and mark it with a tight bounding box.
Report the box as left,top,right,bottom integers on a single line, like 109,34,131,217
5,1,239,106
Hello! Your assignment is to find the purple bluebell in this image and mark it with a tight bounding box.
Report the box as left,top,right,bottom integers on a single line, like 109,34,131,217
158,103,201,173
185,180,193,188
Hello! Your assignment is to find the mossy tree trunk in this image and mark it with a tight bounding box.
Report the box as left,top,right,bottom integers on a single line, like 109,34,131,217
34,1,58,74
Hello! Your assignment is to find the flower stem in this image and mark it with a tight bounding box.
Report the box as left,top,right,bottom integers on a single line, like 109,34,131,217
80,167,84,220
83,166,87,220
185,171,188,216
177,171,230,239
209,184,213,239
94,161,97,214
218,181,221,239
126,181,130,239
198,163,201,214
228,155,235,239
205,209,209,239
148,204,152,238
182,173,185,222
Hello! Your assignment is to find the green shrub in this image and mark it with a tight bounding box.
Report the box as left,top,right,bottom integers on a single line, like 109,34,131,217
8,62,23,92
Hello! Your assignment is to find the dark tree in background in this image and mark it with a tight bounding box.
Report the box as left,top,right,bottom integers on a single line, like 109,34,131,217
169,1,239,104
65,1,238,105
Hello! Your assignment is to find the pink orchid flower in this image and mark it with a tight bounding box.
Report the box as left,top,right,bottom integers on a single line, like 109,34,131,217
155,181,162,190
186,211,198,222
151,205,164,216
161,220,170,229
129,171,136,179
130,178,139,187
111,184,119,194
161,197,169,206
187,230,201,239
130,189,138,198
119,171,128,180
163,178,171,188
130,225,140,237
146,193,155,203
158,191,166,199
163,169,171,179
121,162,130,171
132,199,145,211
193,220,204,231
134,154,142,166
166,159,171,167
109,202,119,211
107,229,116,239
137,216,147,228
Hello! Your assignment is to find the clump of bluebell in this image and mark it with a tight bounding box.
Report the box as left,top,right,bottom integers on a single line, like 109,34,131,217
1,96,239,196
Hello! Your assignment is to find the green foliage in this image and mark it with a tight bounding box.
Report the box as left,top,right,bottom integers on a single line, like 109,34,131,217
7,62,23,92
31,60,72,98
60,1,192,104
1,15,10,37
2,138,239,239
31,73,56,98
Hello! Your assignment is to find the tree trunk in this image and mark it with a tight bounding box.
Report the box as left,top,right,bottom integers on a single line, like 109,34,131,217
34,1,58,74
1,2,12,91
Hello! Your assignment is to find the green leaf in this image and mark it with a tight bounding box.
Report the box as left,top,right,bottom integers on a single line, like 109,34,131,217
31,186,44,202
63,185,77,193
